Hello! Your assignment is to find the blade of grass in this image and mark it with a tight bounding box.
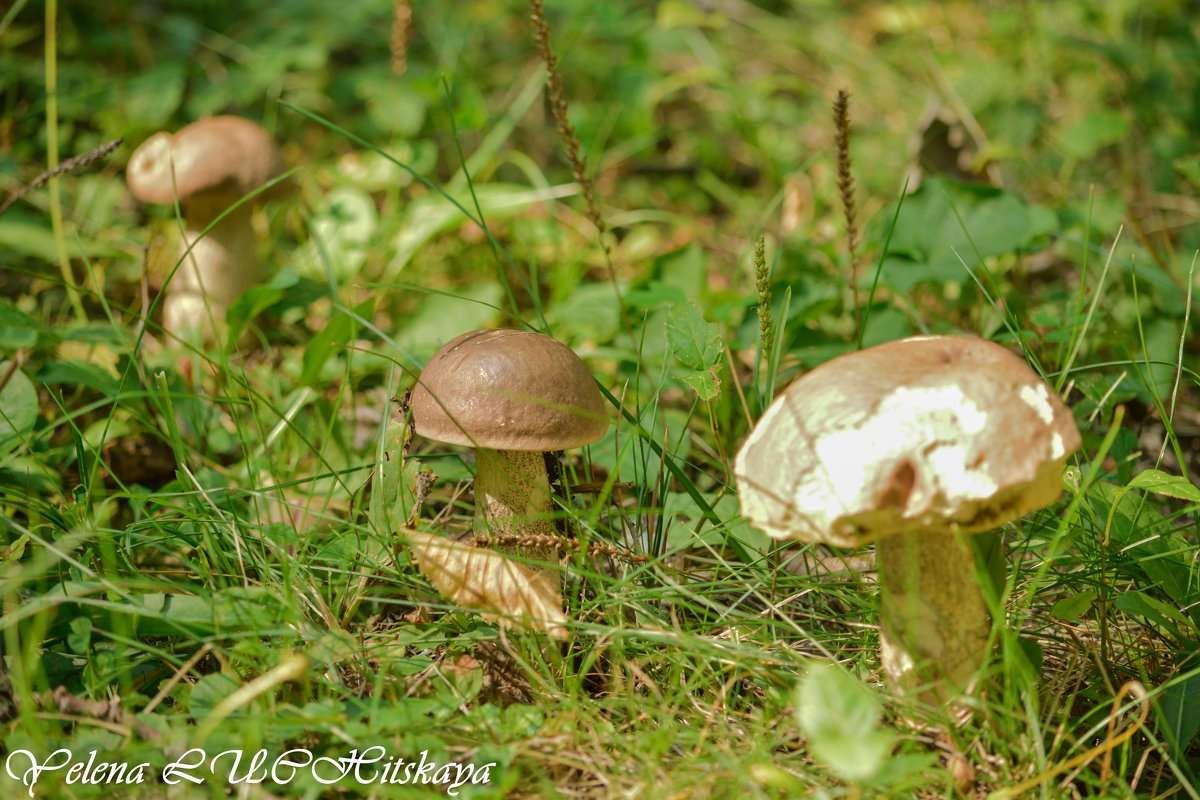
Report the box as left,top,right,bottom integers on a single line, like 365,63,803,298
857,177,909,350
43,0,86,321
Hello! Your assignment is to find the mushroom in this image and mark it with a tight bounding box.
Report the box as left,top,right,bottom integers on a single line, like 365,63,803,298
734,335,1080,706
126,115,286,340
410,329,609,586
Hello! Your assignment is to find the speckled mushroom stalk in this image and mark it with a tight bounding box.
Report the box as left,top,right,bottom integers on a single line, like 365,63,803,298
734,336,1081,708
156,194,258,336
126,116,285,341
876,529,992,700
472,449,559,570
874,452,1068,700
411,329,609,588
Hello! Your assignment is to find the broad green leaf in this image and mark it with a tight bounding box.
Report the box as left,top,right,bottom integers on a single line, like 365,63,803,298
0,301,45,349
296,187,378,282
680,369,721,401
1159,671,1200,751
0,361,37,459
654,243,708,300
2,533,29,562
1015,636,1044,679
875,179,1055,291
0,214,122,261
67,617,92,655
657,0,728,29
625,280,685,311
1129,469,1200,503
36,359,121,396
796,662,895,782
38,583,289,639
665,300,722,371
1091,482,1194,616
1115,590,1195,644
300,297,374,386
123,63,186,127
545,281,624,343
188,673,241,717
1176,154,1200,191
1050,588,1098,622
665,491,768,558
389,183,578,275
1062,110,1131,160
226,267,300,340
396,283,502,360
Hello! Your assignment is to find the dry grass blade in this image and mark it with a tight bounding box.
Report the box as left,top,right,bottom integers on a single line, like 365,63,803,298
0,136,123,218
405,527,568,638
391,0,411,79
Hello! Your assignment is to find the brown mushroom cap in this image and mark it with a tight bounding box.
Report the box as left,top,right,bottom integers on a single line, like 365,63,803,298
411,329,608,451
735,335,1081,548
126,116,285,207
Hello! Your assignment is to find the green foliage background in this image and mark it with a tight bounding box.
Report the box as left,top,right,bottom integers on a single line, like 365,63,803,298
1,0,1199,797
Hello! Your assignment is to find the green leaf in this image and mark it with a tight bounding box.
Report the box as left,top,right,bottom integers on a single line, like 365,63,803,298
188,673,241,717
1062,110,1131,160
665,491,769,563
0,361,38,459
876,179,1055,291
124,64,186,127
796,663,895,782
1159,671,1200,751
1014,636,1044,679
680,369,721,401
1050,588,1098,622
1115,590,1194,644
1175,154,1200,191
545,282,624,343
0,213,123,261
654,243,708,300
36,360,121,396
41,583,291,639
296,187,379,281
300,297,374,386
2,533,29,563
625,280,684,311
389,184,577,275
1091,482,1194,614
666,300,724,400
67,617,92,655
226,267,300,340
1129,469,1200,503
0,301,46,349
395,282,503,360
665,300,721,371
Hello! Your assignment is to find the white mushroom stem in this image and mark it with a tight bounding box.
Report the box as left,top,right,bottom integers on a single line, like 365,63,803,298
164,200,260,340
472,449,560,588
876,529,994,707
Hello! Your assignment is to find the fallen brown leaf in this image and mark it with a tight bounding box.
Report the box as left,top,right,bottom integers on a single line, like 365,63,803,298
404,528,567,638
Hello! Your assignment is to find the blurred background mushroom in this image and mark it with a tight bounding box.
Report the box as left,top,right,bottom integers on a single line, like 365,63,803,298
126,115,287,342
735,335,1081,710
410,329,609,587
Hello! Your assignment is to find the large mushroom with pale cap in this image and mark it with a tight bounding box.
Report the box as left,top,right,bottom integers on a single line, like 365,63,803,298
126,115,286,340
410,329,609,586
735,335,1080,706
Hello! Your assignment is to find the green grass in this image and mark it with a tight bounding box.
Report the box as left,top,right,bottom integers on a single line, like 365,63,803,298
1,1,1199,797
